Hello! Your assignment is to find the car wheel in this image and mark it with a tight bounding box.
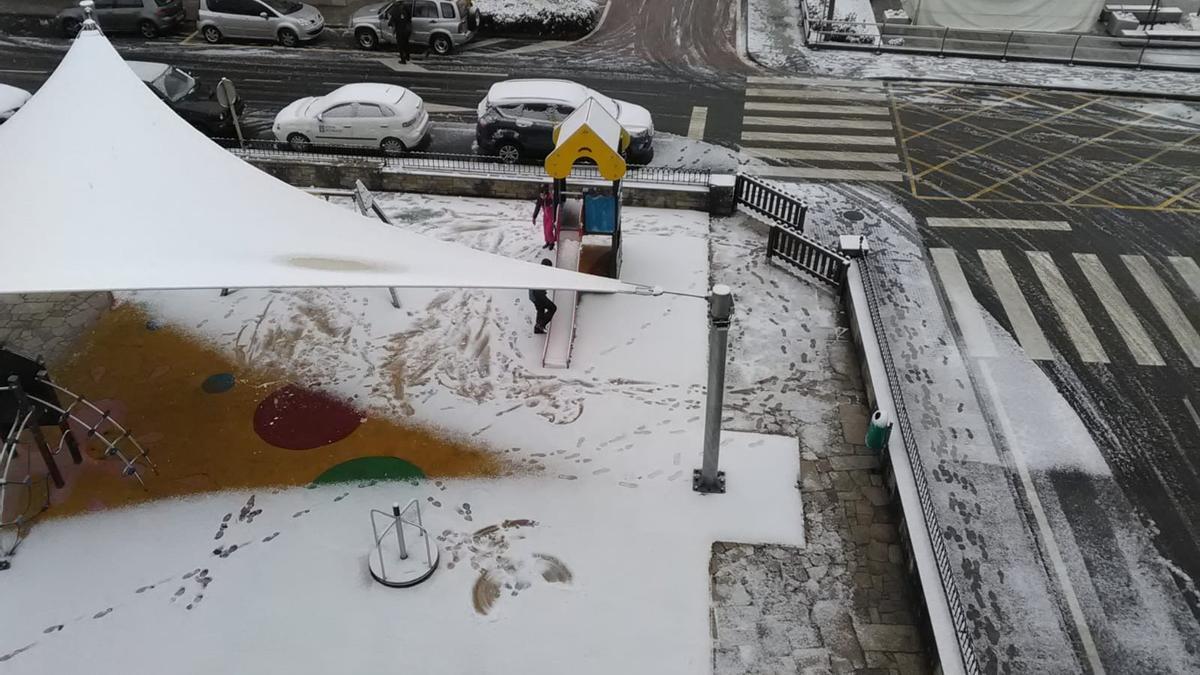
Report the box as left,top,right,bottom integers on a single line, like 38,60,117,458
287,133,312,152
202,25,222,43
138,20,159,39
495,142,520,164
355,28,378,50
380,137,406,156
62,17,81,37
430,33,452,55
278,28,299,47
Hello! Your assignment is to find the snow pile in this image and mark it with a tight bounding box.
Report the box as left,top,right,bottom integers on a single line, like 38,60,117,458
646,132,740,171
474,0,600,35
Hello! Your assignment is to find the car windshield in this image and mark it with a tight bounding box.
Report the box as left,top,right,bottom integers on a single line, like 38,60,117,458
261,0,303,14
379,1,398,17
153,67,195,102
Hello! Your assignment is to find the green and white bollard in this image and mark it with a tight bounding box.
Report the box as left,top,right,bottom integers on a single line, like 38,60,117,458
865,410,892,451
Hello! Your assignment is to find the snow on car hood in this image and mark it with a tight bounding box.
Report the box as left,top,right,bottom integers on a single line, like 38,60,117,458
350,2,387,23
0,83,31,115
275,96,318,125
615,99,653,135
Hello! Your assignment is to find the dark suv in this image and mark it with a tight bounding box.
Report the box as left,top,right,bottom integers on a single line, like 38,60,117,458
58,0,184,38
475,79,655,164
129,61,245,137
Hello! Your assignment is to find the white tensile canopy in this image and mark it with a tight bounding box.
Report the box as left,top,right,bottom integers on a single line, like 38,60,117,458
0,26,644,296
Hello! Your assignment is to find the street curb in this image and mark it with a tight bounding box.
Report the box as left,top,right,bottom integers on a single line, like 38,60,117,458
875,75,1200,104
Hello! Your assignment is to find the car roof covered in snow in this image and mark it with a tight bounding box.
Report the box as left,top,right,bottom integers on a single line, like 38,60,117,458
486,79,592,107
126,61,171,83
322,83,409,107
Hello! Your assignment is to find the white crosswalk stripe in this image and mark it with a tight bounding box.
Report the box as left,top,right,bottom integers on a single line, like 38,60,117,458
933,247,1199,369
979,250,1054,360
1123,255,1200,367
1074,254,1164,367
739,80,905,184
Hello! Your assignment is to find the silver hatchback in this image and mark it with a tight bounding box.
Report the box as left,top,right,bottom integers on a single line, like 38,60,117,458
197,0,325,47
350,0,477,55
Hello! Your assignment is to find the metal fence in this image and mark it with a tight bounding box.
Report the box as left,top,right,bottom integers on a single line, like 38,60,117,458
735,174,808,231
858,258,982,675
766,226,849,288
219,138,713,187
801,1,1200,72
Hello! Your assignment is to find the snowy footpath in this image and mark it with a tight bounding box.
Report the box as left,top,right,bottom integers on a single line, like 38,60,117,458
788,182,1200,673
0,195,807,674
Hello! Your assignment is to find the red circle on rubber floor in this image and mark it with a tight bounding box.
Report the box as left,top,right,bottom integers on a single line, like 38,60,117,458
253,384,363,450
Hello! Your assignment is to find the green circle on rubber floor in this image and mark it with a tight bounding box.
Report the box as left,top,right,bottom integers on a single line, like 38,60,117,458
313,456,426,485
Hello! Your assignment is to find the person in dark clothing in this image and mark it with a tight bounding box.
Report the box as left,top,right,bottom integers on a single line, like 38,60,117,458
529,259,558,334
389,2,413,64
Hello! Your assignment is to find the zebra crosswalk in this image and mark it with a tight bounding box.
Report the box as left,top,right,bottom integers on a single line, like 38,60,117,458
740,76,907,184
931,247,1200,369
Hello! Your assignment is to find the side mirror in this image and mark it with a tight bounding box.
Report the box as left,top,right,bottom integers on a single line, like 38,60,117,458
259,11,269,18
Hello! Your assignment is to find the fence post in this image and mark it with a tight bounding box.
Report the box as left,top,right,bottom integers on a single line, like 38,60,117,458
1068,34,1082,65
1000,30,1014,61
938,26,949,57
694,285,734,494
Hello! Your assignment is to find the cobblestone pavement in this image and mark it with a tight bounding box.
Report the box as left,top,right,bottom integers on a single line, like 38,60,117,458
710,214,931,675
0,292,110,367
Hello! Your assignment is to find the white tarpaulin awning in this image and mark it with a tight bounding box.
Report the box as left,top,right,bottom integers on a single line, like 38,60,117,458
902,0,1107,33
0,26,643,296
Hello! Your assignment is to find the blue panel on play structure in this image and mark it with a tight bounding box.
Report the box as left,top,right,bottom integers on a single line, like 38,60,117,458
583,193,616,234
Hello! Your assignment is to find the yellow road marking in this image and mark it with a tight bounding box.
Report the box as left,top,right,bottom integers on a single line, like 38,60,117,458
901,92,1032,142
180,30,199,44
1064,129,1200,204
911,193,1200,213
1157,180,1200,210
914,99,1098,180
888,85,919,197
967,111,1160,200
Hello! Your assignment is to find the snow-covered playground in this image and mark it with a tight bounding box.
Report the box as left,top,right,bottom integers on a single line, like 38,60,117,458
0,194,808,674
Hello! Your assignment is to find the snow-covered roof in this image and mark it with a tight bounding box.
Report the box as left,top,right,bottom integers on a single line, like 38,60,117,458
0,27,640,296
126,61,170,83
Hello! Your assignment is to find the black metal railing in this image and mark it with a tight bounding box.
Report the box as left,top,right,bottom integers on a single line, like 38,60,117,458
765,226,849,288
217,138,712,186
859,258,982,675
735,174,808,231
799,0,1200,72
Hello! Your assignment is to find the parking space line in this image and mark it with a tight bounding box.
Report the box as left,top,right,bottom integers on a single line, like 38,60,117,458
180,30,199,45
1123,255,1200,368
687,106,707,140
931,248,997,358
1170,257,1200,300
979,250,1054,360
1027,251,1109,364
1074,254,1165,367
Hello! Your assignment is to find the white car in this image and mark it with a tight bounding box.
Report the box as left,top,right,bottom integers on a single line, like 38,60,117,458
273,83,430,155
475,79,655,163
0,84,32,124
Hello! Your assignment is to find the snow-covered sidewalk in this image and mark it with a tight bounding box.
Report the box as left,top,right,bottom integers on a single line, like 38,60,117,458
0,194,807,674
749,0,1200,98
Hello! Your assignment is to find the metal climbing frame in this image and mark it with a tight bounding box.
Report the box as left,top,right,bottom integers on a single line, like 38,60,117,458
0,361,156,559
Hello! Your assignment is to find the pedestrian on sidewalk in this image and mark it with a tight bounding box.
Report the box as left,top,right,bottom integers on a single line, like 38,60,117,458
389,2,413,64
529,259,558,335
532,184,557,250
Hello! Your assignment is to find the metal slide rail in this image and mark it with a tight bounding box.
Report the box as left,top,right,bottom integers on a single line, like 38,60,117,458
799,1,1200,72
735,174,808,232
221,139,712,187
859,258,982,675
765,225,850,288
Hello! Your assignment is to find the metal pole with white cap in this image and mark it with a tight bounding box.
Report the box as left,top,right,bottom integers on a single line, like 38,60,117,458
694,284,734,494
